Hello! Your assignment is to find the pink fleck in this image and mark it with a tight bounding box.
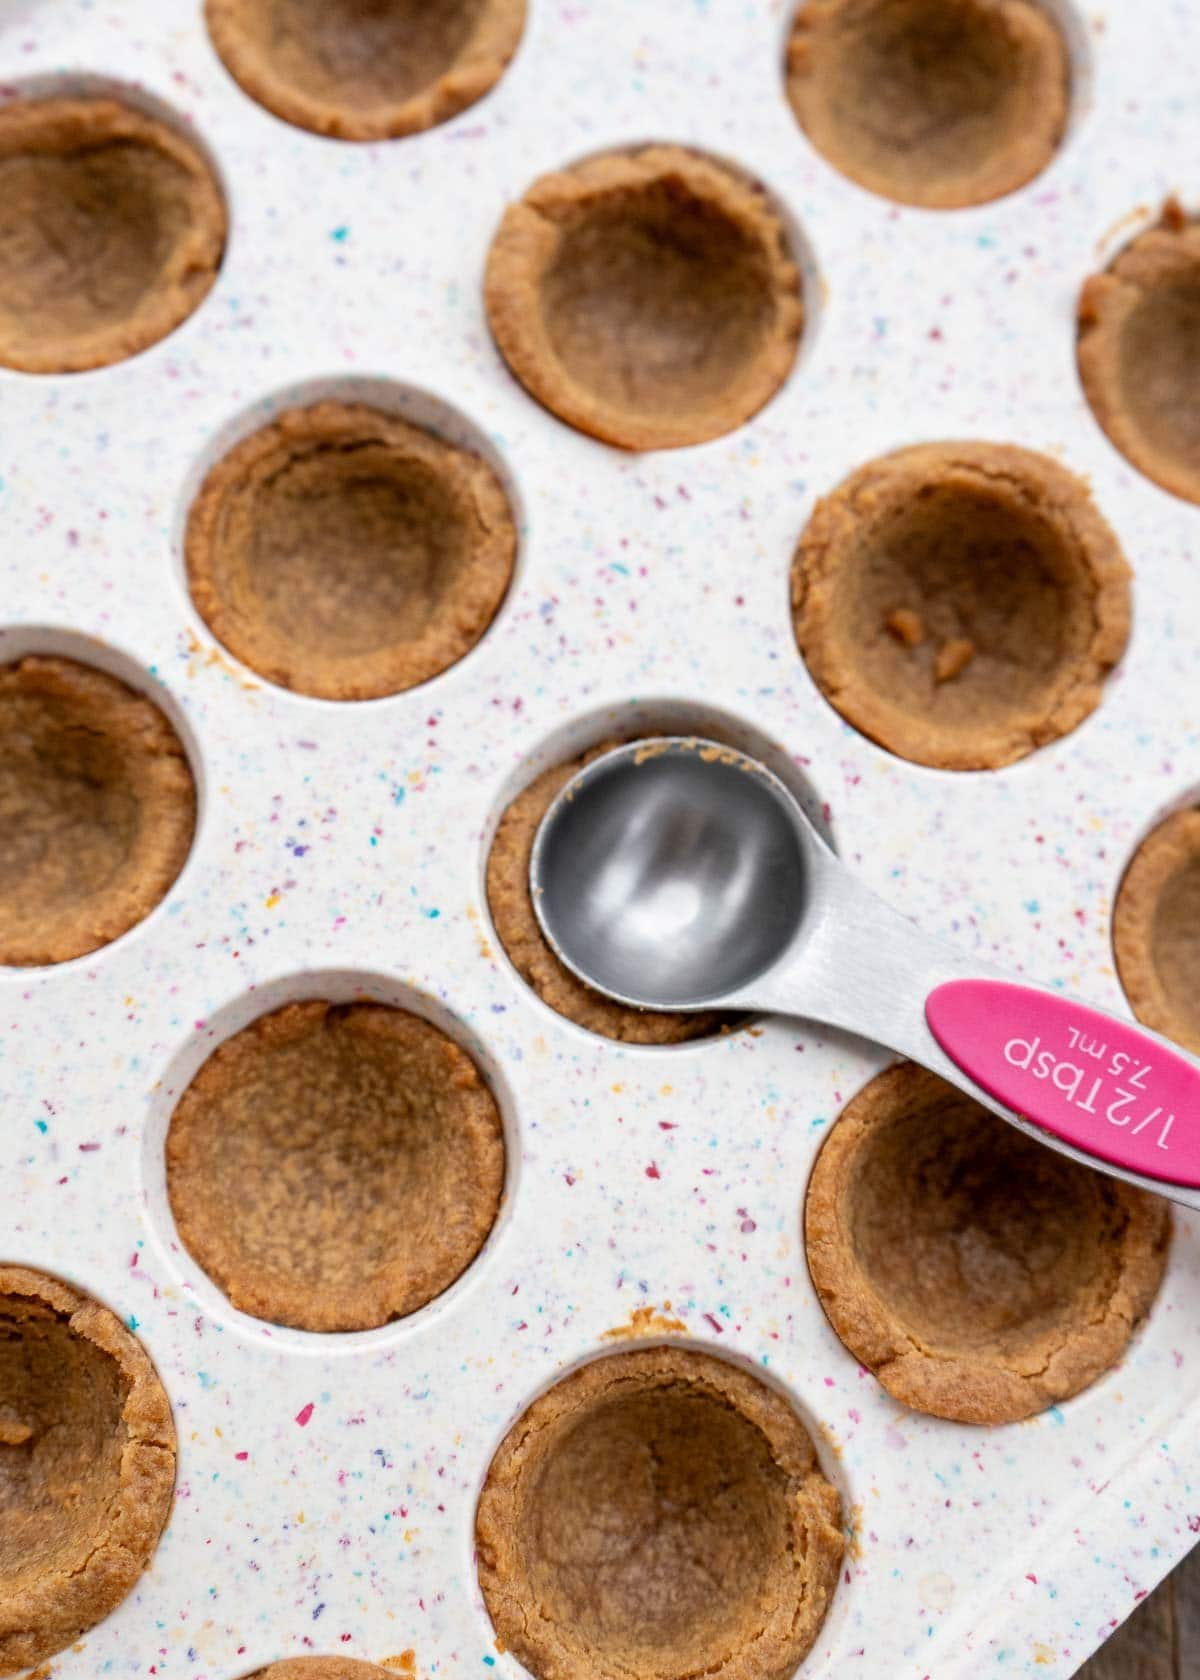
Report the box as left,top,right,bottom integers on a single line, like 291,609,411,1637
295,1403,315,1427
645,1162,660,1180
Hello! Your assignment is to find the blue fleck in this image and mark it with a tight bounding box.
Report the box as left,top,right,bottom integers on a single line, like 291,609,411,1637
331,225,349,242
34,1119,47,1134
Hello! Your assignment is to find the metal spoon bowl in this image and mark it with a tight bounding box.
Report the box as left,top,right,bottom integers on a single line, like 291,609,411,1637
530,741,810,1007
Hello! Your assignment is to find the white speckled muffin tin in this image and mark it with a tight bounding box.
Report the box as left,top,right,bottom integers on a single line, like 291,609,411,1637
3,2,1200,1676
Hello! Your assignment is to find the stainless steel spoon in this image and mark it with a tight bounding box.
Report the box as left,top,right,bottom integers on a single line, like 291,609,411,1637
529,736,1200,1209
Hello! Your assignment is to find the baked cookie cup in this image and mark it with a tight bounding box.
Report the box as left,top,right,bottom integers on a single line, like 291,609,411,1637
485,145,803,450
166,1000,505,1333
186,400,516,700
1114,807,1200,1054
205,0,527,141
0,95,224,372
1079,201,1200,506
805,1063,1171,1425
785,0,1070,210
476,1345,843,1680
0,1266,176,1676
790,441,1131,770
0,655,196,967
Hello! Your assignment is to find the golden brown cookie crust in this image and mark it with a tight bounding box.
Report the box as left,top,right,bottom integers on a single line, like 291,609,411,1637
0,96,225,373
186,401,516,700
785,0,1069,210
0,655,196,967
476,1346,843,1680
485,145,803,451
805,1063,1171,1425
487,740,739,1043
0,1266,176,1675
166,1001,505,1332
1078,202,1200,506
1113,808,1200,1054
790,441,1131,771
205,0,527,141
245,1661,392,1679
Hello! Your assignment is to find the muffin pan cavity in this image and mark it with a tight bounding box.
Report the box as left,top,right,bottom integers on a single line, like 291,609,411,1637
164,996,506,1333
205,0,527,141
185,398,517,701
1114,807,1200,1054
0,1265,176,1675
805,1063,1171,1424
0,651,196,967
1079,202,1200,506
0,93,225,372
790,441,1131,771
476,1345,843,1680
485,145,803,450
785,0,1070,209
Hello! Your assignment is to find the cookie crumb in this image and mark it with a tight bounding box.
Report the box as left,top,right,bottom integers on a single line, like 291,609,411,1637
935,637,976,682
886,608,925,647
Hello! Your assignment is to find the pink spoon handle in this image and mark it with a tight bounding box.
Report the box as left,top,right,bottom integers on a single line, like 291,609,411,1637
926,979,1200,1188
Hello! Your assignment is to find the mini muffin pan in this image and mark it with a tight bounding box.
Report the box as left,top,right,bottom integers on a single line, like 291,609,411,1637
3,2,1200,1677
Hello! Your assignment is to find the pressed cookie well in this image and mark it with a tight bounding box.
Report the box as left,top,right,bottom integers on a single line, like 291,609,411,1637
485,145,803,450
790,441,1131,770
186,400,516,700
0,655,196,967
1114,807,1200,1055
0,1266,176,1676
205,0,527,141
1079,201,1200,507
0,95,225,372
805,1063,1170,1424
785,0,1069,210
476,1345,843,1680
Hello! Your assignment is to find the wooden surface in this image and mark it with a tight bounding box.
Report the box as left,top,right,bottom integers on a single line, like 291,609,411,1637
1078,1546,1200,1678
